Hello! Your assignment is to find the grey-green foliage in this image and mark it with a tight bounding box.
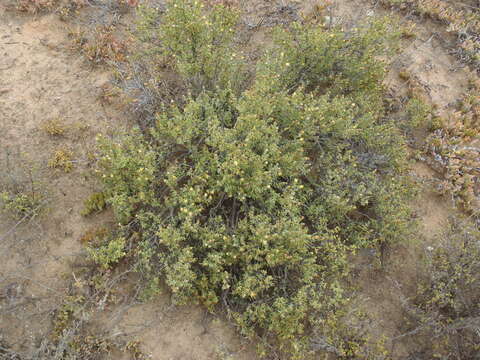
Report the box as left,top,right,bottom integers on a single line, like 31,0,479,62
0,191,42,219
406,218,480,359
87,236,126,270
405,97,434,129
136,0,244,95
96,1,413,358
0,154,44,220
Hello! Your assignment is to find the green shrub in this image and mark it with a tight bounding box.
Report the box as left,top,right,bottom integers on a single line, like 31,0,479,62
48,147,74,173
81,192,107,216
136,0,245,95
405,97,433,129
0,153,45,220
398,218,480,359
97,1,414,358
0,191,42,219
256,18,400,107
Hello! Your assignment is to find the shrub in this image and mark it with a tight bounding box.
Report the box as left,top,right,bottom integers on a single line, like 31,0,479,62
405,97,433,129
96,1,413,358
42,118,66,136
83,26,128,64
397,218,480,359
37,287,146,360
81,192,107,216
0,191,42,220
422,81,480,215
0,153,45,220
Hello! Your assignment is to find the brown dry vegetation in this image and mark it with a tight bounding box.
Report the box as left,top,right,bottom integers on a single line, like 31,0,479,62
0,0,479,359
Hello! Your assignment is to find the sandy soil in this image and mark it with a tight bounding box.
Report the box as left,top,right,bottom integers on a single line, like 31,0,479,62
0,11,114,352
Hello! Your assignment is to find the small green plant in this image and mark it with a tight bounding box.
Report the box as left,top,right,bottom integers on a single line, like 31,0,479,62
405,97,434,129
0,191,42,219
48,147,74,173
398,69,411,81
96,132,156,225
81,192,107,216
52,295,85,341
125,340,148,360
0,152,45,220
42,118,66,136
